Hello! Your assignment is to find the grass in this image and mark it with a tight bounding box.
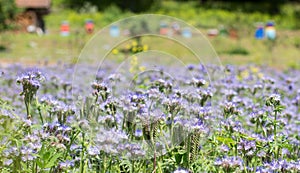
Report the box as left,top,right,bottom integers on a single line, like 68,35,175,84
0,2,300,69
0,30,89,65
211,30,300,68
1,27,299,69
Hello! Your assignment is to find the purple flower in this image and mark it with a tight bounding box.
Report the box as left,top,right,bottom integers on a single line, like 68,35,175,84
135,129,143,137
59,160,74,169
173,168,189,173
87,146,100,156
257,150,266,158
214,156,243,169
220,144,230,152
21,146,36,161
3,159,13,166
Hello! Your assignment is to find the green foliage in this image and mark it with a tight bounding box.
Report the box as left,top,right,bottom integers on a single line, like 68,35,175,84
294,38,300,48
36,146,63,169
62,0,159,12
279,3,300,29
0,44,6,51
30,0,300,30
226,46,250,55
155,1,300,30
198,0,287,14
116,0,160,13
288,60,300,70
102,5,125,24
0,0,18,30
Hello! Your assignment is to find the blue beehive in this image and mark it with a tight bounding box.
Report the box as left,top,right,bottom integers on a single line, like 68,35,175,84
110,25,120,37
265,21,276,40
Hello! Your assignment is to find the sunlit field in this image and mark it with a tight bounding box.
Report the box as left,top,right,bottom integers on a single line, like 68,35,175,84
0,0,300,172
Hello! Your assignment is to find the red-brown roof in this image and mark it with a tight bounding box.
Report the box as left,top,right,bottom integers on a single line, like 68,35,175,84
15,0,51,8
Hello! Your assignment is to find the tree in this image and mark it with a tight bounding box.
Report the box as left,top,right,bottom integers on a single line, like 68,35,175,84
63,0,159,13
195,0,289,14
0,0,17,30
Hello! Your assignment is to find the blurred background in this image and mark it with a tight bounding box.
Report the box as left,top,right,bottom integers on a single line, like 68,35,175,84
0,0,299,69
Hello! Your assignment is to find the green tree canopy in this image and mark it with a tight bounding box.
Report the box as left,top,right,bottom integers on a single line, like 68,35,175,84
63,0,159,13
0,0,17,30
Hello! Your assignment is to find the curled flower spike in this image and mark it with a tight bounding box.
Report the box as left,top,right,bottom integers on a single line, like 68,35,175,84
17,69,45,119
91,80,111,102
266,94,281,107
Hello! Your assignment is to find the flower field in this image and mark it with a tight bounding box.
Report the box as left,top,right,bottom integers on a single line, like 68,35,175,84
0,62,299,172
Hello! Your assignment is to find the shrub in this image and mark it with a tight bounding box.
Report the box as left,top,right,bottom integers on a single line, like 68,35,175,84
0,0,18,30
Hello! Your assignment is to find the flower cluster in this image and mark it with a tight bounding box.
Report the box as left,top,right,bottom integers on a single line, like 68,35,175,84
0,63,298,173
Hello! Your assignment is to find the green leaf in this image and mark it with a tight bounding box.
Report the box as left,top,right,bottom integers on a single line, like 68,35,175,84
279,143,293,151
36,159,43,168
216,136,236,146
175,153,183,165
45,152,63,168
177,149,187,155
240,134,255,141
42,151,51,160
182,152,189,168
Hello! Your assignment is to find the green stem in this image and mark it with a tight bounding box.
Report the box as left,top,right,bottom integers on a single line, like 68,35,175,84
95,94,99,103
187,134,191,168
36,98,44,124
25,100,30,119
64,130,80,159
32,161,34,173
274,110,278,159
235,135,238,157
274,111,277,140
80,132,85,173
132,160,135,173
103,154,106,173
157,159,163,173
49,112,52,122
